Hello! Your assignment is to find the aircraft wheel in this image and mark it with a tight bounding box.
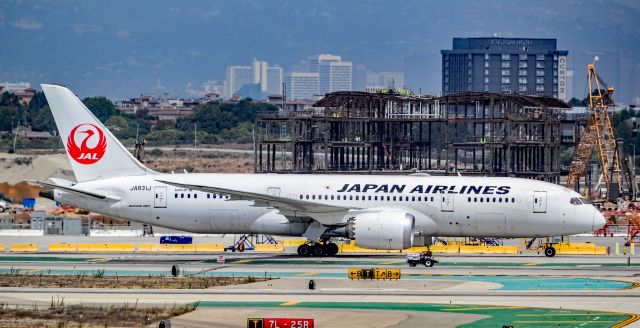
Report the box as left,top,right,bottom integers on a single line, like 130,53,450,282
312,244,325,256
297,244,311,256
325,243,339,256
544,246,556,257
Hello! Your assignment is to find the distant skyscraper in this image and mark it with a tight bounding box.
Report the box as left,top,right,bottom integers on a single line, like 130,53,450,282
266,66,283,96
225,59,283,99
352,63,367,91
364,71,405,90
307,54,341,73
441,37,569,99
308,54,352,95
225,66,252,98
289,72,320,100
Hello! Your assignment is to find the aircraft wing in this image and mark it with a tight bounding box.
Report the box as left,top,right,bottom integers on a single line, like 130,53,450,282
28,180,120,201
156,179,353,216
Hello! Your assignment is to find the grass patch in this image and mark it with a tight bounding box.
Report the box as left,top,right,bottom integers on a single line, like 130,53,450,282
0,272,271,289
0,300,200,327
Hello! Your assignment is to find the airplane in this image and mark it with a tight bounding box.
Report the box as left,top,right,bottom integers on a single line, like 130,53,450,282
33,84,606,258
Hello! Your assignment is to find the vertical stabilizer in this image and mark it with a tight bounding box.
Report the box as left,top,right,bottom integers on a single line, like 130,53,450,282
41,84,154,182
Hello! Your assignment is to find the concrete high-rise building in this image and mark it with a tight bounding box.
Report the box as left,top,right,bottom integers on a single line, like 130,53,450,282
308,54,341,73
352,63,367,91
225,66,252,98
289,72,320,100
225,59,283,99
308,54,352,95
441,37,569,100
266,66,283,96
364,71,405,90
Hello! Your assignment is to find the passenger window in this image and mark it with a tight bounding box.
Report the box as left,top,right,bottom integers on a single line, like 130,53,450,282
431,197,434,201
356,195,359,200
312,195,316,200
412,196,416,201
492,197,495,202
387,196,390,201
331,195,334,200
480,198,483,202
468,197,471,202
418,196,421,201
187,194,191,198
393,196,396,201
512,197,515,202
175,193,178,198
499,198,502,202
194,194,197,199
181,193,184,198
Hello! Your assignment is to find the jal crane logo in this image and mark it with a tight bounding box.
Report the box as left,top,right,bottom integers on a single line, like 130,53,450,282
67,123,107,164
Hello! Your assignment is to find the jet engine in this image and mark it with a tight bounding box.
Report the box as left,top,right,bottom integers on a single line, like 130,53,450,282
347,210,415,250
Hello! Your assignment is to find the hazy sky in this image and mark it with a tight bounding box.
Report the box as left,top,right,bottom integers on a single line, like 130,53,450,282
1,0,639,99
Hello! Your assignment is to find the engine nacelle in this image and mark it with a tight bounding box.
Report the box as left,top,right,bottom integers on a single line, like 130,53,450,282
347,210,415,250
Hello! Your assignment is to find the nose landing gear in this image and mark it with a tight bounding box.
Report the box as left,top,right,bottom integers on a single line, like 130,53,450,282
297,241,339,257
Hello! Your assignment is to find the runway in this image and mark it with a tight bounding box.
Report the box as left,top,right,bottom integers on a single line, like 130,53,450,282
1,253,639,327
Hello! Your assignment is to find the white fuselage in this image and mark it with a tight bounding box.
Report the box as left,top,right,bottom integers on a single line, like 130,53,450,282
54,173,603,239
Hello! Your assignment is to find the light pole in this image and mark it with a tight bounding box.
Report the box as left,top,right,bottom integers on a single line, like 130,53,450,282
631,143,637,200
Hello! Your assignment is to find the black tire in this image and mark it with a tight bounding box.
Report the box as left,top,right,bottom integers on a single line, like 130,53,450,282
312,244,325,257
325,243,339,256
297,244,311,256
0,207,4,213
424,259,434,267
544,246,556,257
408,261,417,267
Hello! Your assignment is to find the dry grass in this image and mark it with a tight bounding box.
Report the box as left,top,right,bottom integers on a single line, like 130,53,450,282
0,271,269,289
0,298,199,327
143,152,253,174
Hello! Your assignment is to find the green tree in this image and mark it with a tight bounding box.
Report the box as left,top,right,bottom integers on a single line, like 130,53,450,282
31,106,56,133
83,96,116,122
105,116,129,130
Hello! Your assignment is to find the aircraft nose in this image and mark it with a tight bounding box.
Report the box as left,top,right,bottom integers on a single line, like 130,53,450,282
592,207,606,231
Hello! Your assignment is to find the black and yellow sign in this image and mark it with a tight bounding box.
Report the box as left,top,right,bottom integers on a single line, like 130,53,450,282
248,318,264,328
348,268,401,280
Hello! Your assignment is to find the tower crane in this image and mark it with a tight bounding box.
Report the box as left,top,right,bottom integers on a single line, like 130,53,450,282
566,62,622,200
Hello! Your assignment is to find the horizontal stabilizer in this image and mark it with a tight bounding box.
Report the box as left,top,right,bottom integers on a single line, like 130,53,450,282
28,180,119,201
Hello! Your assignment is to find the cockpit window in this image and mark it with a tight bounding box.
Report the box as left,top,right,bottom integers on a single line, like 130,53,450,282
570,197,581,205
579,197,590,204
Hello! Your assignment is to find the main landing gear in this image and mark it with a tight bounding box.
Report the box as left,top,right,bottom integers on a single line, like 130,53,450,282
297,242,339,257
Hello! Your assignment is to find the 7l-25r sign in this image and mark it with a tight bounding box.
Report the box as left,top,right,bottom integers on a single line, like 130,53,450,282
248,318,314,328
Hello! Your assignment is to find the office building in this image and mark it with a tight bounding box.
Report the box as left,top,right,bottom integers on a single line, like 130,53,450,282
308,54,353,95
289,72,319,100
441,37,569,100
225,65,252,98
225,59,283,99
266,66,283,96
365,71,405,90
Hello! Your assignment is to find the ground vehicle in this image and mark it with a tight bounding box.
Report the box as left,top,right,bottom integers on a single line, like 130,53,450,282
406,251,438,267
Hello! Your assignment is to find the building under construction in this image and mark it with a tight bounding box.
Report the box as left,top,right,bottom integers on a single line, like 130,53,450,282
254,91,575,182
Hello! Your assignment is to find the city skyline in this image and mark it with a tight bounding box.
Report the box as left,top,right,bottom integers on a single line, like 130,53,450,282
2,1,640,104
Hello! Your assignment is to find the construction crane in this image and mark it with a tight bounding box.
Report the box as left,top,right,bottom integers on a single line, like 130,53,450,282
566,62,622,200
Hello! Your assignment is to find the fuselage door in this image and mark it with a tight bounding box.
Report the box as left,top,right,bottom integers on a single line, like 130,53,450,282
154,186,167,208
267,187,281,197
441,192,454,212
533,191,547,213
